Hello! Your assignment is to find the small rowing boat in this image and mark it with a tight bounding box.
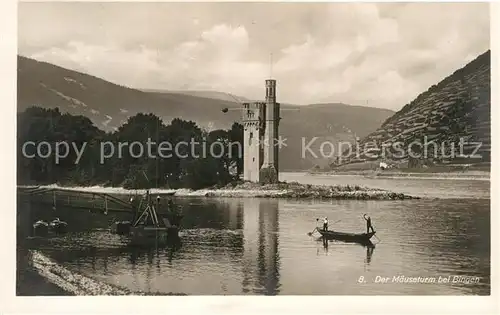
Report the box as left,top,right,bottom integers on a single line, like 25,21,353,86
49,218,68,234
317,228,375,245
33,220,49,236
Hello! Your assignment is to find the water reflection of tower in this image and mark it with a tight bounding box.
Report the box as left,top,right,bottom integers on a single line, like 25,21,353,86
241,199,280,294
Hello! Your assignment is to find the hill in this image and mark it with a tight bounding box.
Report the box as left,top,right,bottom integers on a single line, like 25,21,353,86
142,89,253,103
17,55,394,170
339,50,491,169
17,56,242,131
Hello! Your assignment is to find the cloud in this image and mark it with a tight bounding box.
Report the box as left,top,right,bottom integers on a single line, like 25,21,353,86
275,3,488,107
31,42,162,88
19,3,490,110
274,3,402,103
30,23,268,97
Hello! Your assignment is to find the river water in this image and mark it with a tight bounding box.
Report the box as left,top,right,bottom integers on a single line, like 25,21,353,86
18,173,490,295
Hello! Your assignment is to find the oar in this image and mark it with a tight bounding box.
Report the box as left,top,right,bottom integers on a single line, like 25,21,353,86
307,227,317,236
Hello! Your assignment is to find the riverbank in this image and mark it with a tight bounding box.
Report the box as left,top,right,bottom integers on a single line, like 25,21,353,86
309,170,490,181
210,181,417,199
309,160,490,180
17,247,74,296
18,249,186,296
20,180,419,200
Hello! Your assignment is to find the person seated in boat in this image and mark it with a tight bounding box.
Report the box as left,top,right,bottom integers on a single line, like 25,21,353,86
363,214,375,233
323,217,329,231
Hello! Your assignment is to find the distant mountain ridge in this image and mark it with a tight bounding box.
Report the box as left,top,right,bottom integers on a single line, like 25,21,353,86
142,89,253,103
341,50,491,167
17,55,394,170
17,56,243,131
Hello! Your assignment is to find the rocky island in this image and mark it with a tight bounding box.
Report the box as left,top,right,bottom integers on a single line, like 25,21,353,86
23,180,418,200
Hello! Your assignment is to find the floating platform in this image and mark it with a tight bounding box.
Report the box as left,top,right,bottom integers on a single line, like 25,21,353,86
125,191,181,247
110,221,132,235
129,225,179,247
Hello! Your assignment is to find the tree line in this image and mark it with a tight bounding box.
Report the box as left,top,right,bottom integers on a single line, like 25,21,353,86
17,107,244,189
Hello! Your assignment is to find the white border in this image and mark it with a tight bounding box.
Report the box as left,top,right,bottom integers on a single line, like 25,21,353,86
1,1,499,314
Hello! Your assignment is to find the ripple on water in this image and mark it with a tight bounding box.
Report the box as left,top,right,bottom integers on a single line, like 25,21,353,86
22,177,490,295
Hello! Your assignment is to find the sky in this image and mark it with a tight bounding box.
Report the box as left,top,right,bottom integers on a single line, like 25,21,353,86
18,2,490,110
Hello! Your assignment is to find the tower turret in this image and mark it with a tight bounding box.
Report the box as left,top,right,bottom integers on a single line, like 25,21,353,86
260,79,280,183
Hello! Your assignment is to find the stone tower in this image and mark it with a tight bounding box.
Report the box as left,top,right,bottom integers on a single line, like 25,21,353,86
260,79,279,183
242,79,280,184
242,102,265,182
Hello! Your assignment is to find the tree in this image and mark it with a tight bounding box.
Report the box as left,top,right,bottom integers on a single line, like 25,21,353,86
228,122,244,177
17,107,243,189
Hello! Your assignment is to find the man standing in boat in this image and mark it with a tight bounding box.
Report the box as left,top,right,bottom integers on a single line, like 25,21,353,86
323,217,329,231
363,214,375,234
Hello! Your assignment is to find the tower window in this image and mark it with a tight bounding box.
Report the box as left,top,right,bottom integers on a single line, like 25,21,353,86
249,132,253,145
